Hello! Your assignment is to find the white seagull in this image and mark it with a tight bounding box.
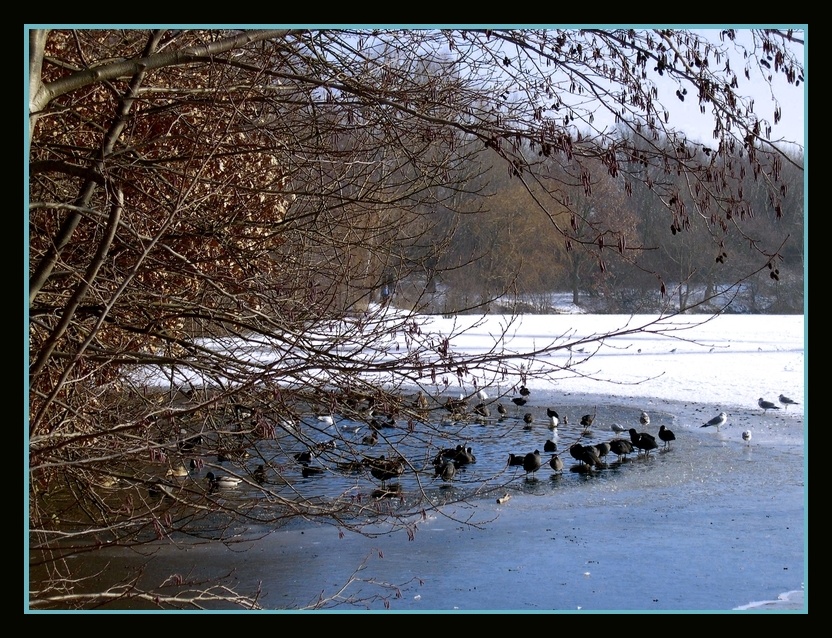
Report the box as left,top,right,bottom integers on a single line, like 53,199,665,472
701,412,727,431
610,423,627,436
639,411,650,426
742,430,752,445
758,398,780,414
778,394,798,410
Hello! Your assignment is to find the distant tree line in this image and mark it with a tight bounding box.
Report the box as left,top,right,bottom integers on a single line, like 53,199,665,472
394,134,803,315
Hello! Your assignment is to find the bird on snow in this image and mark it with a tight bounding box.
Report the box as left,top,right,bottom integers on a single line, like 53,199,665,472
778,394,798,410
701,412,727,431
758,398,781,414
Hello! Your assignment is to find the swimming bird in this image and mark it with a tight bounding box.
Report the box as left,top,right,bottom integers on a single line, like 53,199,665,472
628,428,658,457
301,465,326,478
435,459,456,483
166,464,188,478
658,425,676,449
758,398,780,413
177,429,203,453
701,412,727,431
523,450,542,477
778,394,798,410
639,411,650,427
580,414,595,428
544,439,557,453
367,455,405,487
253,464,267,484
294,450,315,465
206,471,242,490
497,403,508,418
742,430,752,445
610,423,627,436
609,438,634,461
361,430,379,446
549,454,564,473
523,413,534,429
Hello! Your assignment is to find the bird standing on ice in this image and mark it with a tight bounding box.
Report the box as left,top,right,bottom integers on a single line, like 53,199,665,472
701,412,727,431
778,394,798,410
758,398,780,414
658,425,676,449
742,430,752,445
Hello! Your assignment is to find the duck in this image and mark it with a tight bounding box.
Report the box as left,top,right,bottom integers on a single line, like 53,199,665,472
367,455,405,487
474,402,491,418
206,471,242,489
497,403,508,419
519,385,531,397
435,459,456,483
580,413,595,432
543,439,557,453
166,464,189,478
549,454,564,473
628,428,658,457
301,466,326,478
593,441,611,461
658,425,676,449
511,397,527,409
609,438,634,461
507,453,526,467
253,464,267,484
294,450,315,465
522,450,542,477
546,408,559,428
361,430,379,446
569,443,602,468
523,413,534,429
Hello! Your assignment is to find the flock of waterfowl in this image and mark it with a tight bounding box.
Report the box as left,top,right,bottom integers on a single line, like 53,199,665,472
167,384,799,500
